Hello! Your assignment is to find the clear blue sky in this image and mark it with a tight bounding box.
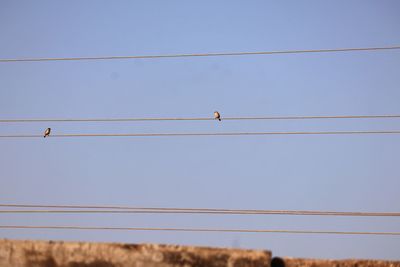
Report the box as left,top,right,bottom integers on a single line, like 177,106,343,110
0,0,399,260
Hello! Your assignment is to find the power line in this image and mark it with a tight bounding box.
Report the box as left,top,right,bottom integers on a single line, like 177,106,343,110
1,204,399,217
2,209,400,217
1,130,400,138
0,45,399,63
1,114,400,123
0,225,399,236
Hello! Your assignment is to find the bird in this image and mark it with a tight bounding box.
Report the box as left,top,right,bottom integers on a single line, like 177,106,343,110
214,111,221,121
44,128,51,138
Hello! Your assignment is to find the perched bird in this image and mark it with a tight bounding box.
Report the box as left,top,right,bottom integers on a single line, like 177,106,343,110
214,111,221,121
44,128,51,138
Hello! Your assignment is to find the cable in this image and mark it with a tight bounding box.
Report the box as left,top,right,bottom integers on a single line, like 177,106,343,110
1,130,400,138
0,45,399,63
1,204,399,217
2,209,400,217
0,225,399,236
1,114,400,123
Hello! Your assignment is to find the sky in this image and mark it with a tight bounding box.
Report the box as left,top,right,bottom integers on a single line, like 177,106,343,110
0,0,400,260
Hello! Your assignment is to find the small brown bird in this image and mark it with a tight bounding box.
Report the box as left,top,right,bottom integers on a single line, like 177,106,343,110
44,128,51,138
214,111,221,121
